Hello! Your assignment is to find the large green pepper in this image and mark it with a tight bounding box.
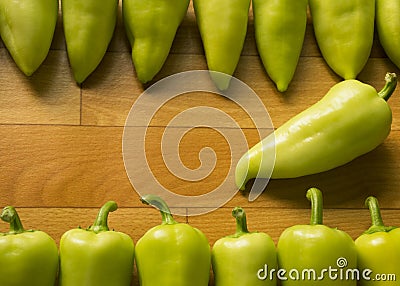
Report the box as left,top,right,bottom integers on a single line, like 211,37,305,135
122,0,189,84
235,73,397,190
277,188,357,285
355,196,400,285
253,0,308,92
0,0,58,76
62,0,118,84
309,0,375,80
59,201,135,286
0,206,59,286
135,194,211,286
212,207,277,285
193,0,250,90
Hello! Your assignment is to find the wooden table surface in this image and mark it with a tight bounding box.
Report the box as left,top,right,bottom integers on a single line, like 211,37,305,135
1,2,399,285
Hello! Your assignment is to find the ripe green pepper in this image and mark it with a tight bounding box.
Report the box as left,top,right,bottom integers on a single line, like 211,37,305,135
355,196,400,285
376,0,400,70
277,188,357,285
59,201,135,286
62,0,118,84
136,194,211,286
122,0,189,84
253,0,308,92
235,73,397,190
212,207,277,286
193,0,250,90
0,0,58,76
309,0,375,79
0,206,59,286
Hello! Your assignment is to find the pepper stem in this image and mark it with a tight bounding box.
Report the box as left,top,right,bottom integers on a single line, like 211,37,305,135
88,201,118,233
232,207,249,237
306,188,323,225
378,72,397,101
1,206,25,234
141,194,177,225
364,196,397,234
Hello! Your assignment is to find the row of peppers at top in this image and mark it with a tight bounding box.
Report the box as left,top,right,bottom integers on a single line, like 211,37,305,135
1,189,399,286
0,0,399,91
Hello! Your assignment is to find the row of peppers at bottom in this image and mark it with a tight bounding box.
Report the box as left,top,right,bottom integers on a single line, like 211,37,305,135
0,188,398,286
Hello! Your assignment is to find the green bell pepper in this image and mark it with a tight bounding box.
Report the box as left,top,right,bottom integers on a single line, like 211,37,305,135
212,207,277,285
0,0,58,76
277,188,357,285
235,73,397,190
253,0,308,92
309,0,375,80
59,201,135,286
355,196,400,285
62,0,118,84
0,206,58,286
135,194,211,286
122,0,189,84
193,0,250,90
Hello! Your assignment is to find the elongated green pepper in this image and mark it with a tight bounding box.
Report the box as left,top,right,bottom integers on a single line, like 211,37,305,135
253,0,308,92
355,196,400,285
0,0,58,76
135,194,211,286
236,73,397,190
0,206,59,286
193,0,250,90
122,0,189,84
277,188,357,285
62,0,118,84
309,0,375,80
212,207,277,285
59,201,135,286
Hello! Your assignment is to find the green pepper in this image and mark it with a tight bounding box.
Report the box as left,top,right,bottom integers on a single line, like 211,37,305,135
193,0,250,90
59,201,135,286
122,0,189,84
62,0,118,84
135,194,211,286
309,0,375,80
376,0,400,70
355,196,400,285
253,0,308,92
277,188,357,285
212,207,277,285
0,206,58,286
0,0,58,76
235,73,397,190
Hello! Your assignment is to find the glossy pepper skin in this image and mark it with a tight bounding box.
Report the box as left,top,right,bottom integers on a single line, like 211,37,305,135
0,0,58,76
355,196,400,285
235,73,397,190
62,0,118,84
309,0,375,79
212,207,277,286
123,0,189,84
59,201,135,286
277,188,357,285
193,0,250,90
0,206,59,286
135,195,211,286
253,0,308,92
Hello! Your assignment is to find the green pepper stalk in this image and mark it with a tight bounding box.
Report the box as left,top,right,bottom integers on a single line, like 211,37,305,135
135,194,211,286
277,188,357,285
309,0,375,79
59,201,135,286
355,196,400,286
212,207,277,285
0,206,59,286
0,0,58,76
235,73,397,191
